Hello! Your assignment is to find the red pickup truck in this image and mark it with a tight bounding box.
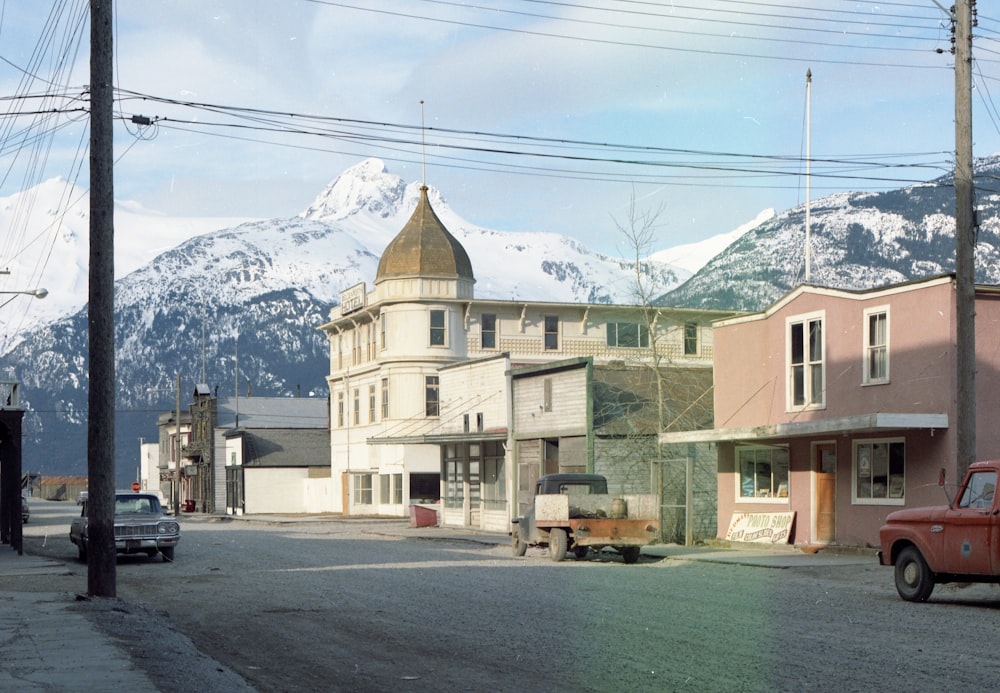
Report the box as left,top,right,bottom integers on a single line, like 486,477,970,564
879,459,1000,601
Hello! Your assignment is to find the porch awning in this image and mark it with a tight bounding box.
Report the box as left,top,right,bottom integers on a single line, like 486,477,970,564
658,412,948,445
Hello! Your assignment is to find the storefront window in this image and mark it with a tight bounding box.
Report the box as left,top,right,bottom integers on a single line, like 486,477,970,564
854,439,904,503
353,473,373,505
738,446,789,500
379,473,405,505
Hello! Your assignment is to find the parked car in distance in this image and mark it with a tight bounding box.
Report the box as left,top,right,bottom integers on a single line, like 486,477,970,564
76,491,88,505
21,495,29,524
70,490,180,563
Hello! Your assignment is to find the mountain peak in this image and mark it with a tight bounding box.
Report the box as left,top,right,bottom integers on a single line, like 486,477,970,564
299,158,408,221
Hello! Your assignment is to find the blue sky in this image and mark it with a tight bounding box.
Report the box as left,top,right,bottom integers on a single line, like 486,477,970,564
0,1,995,257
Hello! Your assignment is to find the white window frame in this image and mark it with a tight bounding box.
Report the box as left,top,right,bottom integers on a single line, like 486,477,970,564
353,473,373,506
736,445,790,504
429,309,447,347
786,311,825,411
544,315,559,350
862,306,889,385
481,313,497,350
852,437,905,506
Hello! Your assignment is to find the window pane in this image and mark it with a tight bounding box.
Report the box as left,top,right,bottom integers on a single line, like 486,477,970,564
544,316,558,350
790,323,804,365
810,363,824,404
959,471,996,508
809,320,822,361
738,447,788,499
425,376,440,416
867,312,887,381
430,310,445,346
684,323,697,355
869,347,886,380
855,441,905,500
792,366,804,406
618,322,639,347
481,313,496,349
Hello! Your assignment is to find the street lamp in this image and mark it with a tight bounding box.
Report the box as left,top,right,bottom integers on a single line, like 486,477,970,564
0,288,47,299
0,288,48,310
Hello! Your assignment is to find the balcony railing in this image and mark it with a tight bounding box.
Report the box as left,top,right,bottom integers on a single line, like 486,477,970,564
467,335,713,363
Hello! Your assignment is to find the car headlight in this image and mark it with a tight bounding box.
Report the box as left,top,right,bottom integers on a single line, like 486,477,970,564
158,521,180,534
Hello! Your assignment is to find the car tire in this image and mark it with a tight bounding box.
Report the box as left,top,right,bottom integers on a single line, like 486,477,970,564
511,528,527,557
548,528,567,562
77,541,88,564
894,545,934,602
161,547,175,562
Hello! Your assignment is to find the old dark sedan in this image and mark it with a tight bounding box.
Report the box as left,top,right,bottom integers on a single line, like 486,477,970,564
70,491,180,563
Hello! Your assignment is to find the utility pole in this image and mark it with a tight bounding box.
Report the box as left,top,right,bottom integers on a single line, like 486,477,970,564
955,1,976,480
87,0,116,597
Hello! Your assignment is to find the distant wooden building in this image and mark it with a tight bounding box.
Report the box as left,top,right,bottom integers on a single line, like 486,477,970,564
38,475,88,501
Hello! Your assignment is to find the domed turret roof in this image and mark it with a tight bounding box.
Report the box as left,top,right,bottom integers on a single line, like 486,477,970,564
375,185,474,283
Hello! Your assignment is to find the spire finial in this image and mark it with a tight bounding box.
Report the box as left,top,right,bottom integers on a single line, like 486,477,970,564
420,100,426,187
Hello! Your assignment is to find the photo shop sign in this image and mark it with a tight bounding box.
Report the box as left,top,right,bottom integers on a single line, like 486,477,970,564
725,512,795,544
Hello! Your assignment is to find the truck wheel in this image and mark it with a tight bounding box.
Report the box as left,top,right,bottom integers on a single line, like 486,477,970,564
572,545,589,559
549,528,567,562
511,529,527,557
620,546,641,564
894,546,934,602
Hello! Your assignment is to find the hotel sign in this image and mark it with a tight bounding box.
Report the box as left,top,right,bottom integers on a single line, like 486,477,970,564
340,282,366,315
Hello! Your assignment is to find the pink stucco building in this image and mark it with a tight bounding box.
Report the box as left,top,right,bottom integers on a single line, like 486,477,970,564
661,274,1000,548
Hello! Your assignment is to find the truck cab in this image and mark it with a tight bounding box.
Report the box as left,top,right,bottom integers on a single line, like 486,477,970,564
879,459,1000,601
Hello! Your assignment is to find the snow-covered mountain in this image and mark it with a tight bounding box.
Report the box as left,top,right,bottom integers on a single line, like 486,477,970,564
5,158,689,480
659,156,1000,311
649,208,774,274
0,178,255,351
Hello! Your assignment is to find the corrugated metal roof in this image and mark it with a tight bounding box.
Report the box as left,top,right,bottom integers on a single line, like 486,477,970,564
215,396,327,429
240,429,330,467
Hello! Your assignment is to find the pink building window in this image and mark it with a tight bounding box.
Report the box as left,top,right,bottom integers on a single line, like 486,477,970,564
789,315,824,409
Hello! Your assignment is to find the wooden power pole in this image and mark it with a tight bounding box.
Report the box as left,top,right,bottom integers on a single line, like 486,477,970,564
87,0,116,597
955,1,976,481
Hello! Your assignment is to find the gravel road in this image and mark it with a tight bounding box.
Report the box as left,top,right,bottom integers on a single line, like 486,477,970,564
12,499,1000,692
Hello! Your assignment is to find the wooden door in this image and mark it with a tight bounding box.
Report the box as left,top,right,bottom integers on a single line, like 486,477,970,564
815,444,836,544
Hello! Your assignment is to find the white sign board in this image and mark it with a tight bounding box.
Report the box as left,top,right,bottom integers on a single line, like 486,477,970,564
725,512,795,544
340,282,366,315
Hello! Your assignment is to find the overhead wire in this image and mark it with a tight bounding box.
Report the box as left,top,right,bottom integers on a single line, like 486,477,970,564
302,0,951,69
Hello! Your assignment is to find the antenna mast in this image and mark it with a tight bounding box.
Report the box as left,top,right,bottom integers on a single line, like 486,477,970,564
805,68,812,283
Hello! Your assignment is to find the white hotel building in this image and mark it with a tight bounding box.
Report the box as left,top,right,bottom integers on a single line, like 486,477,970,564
319,185,730,530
